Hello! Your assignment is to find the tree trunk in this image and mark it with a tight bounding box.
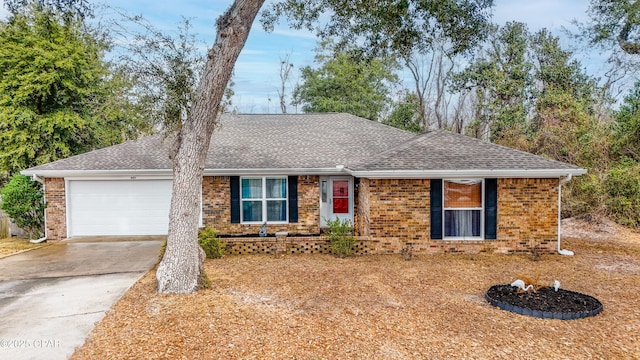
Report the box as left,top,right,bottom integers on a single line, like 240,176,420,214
156,0,265,294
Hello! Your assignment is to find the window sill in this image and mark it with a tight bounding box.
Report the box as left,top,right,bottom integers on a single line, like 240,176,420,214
441,238,486,242
240,221,288,225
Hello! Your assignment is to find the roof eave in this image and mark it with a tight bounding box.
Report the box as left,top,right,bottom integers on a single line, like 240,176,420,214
20,167,348,178
21,167,587,179
344,168,587,179
20,169,173,179
203,168,346,176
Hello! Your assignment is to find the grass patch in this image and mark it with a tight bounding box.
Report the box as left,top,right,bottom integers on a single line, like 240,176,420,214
0,237,45,257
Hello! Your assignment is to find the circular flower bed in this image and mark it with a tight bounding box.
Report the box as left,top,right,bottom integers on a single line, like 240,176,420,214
485,284,603,320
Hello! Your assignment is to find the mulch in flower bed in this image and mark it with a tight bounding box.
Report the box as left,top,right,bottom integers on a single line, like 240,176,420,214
485,284,603,320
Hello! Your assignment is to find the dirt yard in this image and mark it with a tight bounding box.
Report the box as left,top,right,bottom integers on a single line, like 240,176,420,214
73,218,640,359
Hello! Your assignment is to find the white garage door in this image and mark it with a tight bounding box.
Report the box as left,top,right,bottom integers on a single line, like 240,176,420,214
67,180,173,237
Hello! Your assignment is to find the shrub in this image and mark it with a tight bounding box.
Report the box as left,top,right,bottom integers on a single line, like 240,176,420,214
562,173,606,218
0,174,45,239
326,217,356,258
604,160,640,228
198,227,225,259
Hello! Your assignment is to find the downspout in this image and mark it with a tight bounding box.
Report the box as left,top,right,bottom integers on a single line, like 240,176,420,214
29,175,48,244
557,174,573,256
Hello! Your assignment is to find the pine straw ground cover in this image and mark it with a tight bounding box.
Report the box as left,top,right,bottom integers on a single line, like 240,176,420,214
73,223,640,359
0,237,46,257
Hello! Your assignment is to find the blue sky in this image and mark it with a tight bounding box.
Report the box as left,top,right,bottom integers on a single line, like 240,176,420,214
1,1,595,113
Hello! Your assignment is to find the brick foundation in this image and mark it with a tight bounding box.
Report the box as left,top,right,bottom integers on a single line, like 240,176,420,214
222,236,374,255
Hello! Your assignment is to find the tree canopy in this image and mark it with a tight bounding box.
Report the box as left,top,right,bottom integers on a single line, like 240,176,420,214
452,22,533,141
4,0,92,19
0,4,147,175
614,81,640,161
293,41,399,121
582,0,640,54
262,0,494,57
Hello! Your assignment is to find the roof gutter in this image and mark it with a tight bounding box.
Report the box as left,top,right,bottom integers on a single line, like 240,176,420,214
203,167,347,176
557,174,574,256
20,169,174,178
20,167,349,179
21,167,588,180
343,168,587,179
29,174,44,184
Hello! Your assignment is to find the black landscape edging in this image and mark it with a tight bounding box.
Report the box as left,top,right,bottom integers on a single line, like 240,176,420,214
485,284,603,320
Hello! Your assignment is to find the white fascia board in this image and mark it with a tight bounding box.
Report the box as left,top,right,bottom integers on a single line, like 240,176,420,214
21,167,348,179
344,168,587,179
22,166,587,180
20,169,173,179
202,168,346,176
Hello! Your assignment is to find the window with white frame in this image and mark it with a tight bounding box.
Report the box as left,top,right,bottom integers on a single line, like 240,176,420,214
241,177,287,223
443,179,483,239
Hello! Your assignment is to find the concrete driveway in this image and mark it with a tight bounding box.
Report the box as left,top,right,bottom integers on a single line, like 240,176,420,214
0,237,164,360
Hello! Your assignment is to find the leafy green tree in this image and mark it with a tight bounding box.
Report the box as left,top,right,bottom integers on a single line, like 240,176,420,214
531,29,597,105
604,159,640,228
528,29,603,165
452,22,533,141
0,174,45,239
613,81,640,161
526,30,613,219
263,0,494,58
0,5,146,174
383,91,422,133
569,0,640,98
580,0,640,55
293,41,399,121
4,0,92,19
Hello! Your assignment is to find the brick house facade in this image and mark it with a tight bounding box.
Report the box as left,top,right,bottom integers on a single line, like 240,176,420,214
44,175,558,254
197,176,559,254
26,114,584,254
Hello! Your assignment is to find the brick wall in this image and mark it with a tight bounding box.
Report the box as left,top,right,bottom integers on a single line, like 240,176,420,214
496,178,559,253
41,175,559,252
355,177,559,254
202,176,320,236
44,178,66,240
356,179,430,249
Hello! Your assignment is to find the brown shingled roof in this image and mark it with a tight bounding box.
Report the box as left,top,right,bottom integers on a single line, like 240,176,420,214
349,129,582,172
22,113,584,177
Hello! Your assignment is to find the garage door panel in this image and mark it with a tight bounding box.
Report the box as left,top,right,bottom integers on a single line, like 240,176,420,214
68,180,172,236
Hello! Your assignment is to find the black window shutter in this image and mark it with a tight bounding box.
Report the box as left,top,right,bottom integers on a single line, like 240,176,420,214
484,178,497,239
230,176,240,224
288,176,298,223
430,179,443,240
